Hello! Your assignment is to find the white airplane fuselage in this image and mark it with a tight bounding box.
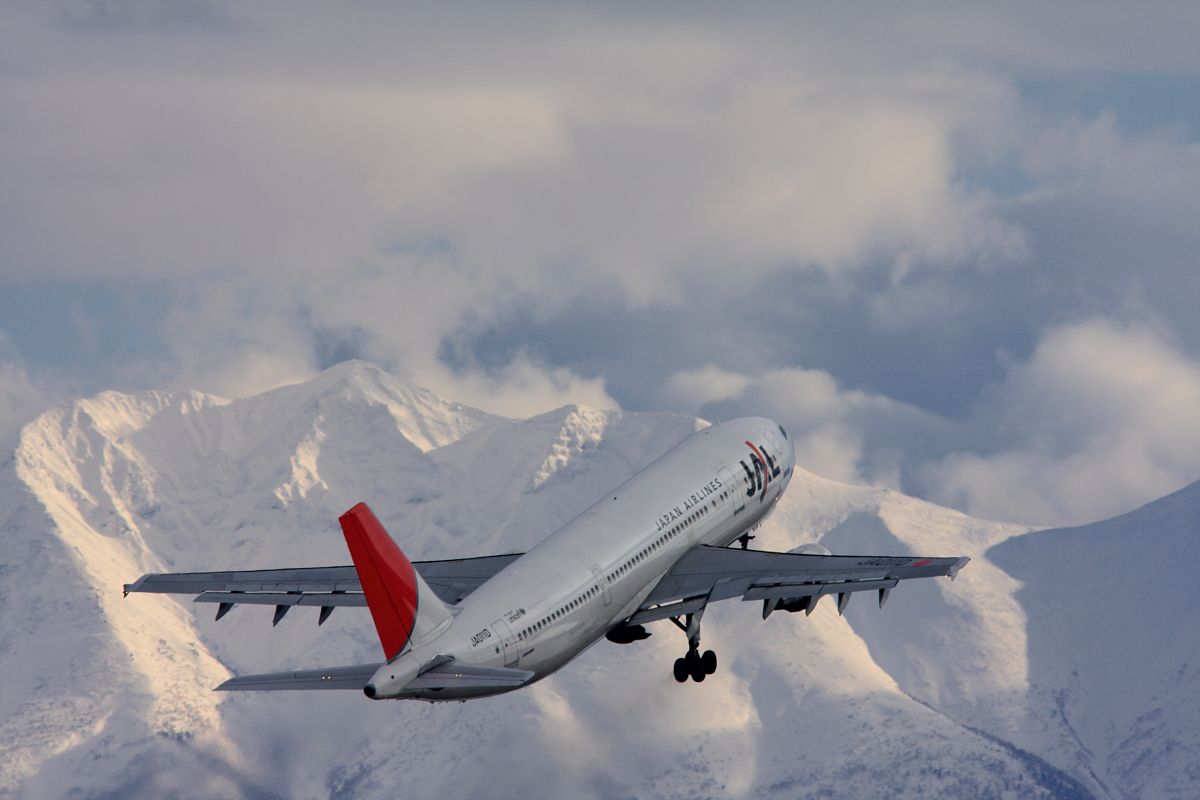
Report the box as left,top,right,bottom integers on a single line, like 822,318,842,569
370,417,795,701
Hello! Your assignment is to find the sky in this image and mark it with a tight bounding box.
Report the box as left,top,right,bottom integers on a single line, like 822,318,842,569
2,1,1200,527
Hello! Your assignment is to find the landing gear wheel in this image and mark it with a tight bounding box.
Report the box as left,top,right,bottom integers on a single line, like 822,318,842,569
670,610,718,684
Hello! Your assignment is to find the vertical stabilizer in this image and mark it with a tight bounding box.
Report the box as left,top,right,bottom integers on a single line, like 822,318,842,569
339,502,453,660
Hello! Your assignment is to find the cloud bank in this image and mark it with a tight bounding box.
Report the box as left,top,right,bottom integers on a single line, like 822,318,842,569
2,2,1199,525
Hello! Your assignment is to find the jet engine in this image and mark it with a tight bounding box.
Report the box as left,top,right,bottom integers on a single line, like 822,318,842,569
789,543,833,557
605,623,652,644
763,543,833,618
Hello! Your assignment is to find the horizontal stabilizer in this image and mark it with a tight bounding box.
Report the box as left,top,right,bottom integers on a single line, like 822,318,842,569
216,663,381,691
404,661,534,691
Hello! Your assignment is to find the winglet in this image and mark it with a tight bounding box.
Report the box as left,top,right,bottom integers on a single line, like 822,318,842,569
947,556,970,581
340,503,453,661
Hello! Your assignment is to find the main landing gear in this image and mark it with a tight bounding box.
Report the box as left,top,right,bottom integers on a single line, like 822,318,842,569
669,610,717,683
673,647,717,683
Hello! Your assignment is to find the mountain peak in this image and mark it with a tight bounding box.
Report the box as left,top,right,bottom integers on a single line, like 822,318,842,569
234,360,496,453
272,359,421,406
306,358,393,392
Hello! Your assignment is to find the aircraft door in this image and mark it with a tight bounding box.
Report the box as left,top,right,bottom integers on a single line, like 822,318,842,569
717,467,737,521
729,462,748,515
590,564,610,606
490,618,519,667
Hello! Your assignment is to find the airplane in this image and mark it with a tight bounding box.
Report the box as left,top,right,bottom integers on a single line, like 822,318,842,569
124,417,969,701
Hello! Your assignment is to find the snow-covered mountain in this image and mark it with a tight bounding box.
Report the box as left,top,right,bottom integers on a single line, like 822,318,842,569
1,361,1194,799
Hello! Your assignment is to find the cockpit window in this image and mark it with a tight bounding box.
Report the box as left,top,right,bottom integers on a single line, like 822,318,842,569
778,424,788,439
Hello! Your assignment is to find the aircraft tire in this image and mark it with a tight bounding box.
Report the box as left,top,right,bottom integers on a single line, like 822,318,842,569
701,650,717,675
673,658,688,683
690,658,707,682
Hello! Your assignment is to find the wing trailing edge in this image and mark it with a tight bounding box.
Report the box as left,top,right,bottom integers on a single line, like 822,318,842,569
631,545,970,625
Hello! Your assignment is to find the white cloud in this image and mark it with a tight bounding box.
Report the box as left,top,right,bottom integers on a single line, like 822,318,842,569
0,334,74,451
158,279,321,400
0,6,1027,305
666,319,1200,529
690,365,939,487
663,365,751,411
3,2,1200,527
0,362,45,449
923,319,1200,526
421,354,617,420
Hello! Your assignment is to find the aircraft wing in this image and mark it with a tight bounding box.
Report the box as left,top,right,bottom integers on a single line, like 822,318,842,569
217,660,533,692
628,545,969,624
123,553,523,622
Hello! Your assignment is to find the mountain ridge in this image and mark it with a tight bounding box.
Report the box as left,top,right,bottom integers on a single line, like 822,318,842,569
1,360,1194,798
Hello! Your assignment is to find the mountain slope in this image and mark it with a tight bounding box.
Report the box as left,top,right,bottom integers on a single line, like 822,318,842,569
989,482,1200,799
1,361,1193,798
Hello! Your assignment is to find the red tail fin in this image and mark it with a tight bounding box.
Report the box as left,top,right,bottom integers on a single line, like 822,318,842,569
339,503,419,660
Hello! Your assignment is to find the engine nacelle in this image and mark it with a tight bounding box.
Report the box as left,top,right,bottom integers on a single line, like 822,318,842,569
788,543,832,557
763,543,834,618
605,624,652,644
776,595,818,614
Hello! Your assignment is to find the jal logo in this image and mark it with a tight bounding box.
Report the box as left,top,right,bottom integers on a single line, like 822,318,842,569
740,441,781,501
